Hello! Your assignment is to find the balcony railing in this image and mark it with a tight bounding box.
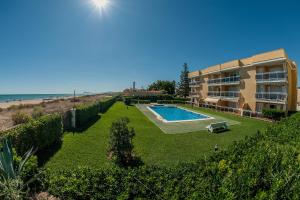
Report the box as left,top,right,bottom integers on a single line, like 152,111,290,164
255,92,287,102
190,92,199,97
256,71,287,83
208,75,240,85
207,91,240,98
189,81,201,87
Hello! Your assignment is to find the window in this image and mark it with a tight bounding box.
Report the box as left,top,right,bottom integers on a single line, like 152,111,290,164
270,105,276,109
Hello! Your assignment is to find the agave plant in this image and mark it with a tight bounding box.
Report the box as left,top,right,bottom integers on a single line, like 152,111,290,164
0,137,33,179
0,137,34,200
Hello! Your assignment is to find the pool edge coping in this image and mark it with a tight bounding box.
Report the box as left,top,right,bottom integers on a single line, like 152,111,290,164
147,105,215,123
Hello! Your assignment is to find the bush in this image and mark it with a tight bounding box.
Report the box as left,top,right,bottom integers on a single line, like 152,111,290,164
157,100,186,104
123,97,132,106
7,105,18,111
108,117,136,166
13,149,38,182
129,94,174,102
31,106,44,119
262,108,285,120
131,99,138,104
42,166,172,200
12,111,32,125
4,114,63,155
124,99,150,104
124,95,188,104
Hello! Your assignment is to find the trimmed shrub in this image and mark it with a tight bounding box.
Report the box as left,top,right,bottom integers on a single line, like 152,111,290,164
12,111,32,125
157,100,186,104
123,97,132,106
62,110,72,131
3,114,63,155
124,95,188,104
131,99,138,104
75,97,117,128
130,94,174,102
42,166,172,200
124,99,150,104
108,117,136,166
99,97,117,113
262,108,285,120
75,102,100,128
173,97,189,101
140,100,151,104
116,96,123,101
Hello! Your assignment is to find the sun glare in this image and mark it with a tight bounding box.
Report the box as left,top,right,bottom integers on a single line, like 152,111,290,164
90,0,110,15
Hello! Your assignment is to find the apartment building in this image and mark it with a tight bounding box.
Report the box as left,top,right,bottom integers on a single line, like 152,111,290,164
188,49,298,115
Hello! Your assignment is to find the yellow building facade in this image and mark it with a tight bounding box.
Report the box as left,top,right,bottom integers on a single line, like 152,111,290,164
188,49,298,116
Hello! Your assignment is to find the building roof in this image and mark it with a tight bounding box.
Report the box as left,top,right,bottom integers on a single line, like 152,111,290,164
189,49,292,77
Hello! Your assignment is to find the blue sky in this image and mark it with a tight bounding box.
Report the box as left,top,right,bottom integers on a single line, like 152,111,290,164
0,0,299,94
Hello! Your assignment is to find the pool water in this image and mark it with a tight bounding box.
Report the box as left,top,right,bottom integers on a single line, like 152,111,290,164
148,105,212,122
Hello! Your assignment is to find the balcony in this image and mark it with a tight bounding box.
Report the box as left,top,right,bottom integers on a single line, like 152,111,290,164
189,81,201,87
190,92,200,97
208,75,240,86
256,71,287,84
207,91,240,99
255,92,287,102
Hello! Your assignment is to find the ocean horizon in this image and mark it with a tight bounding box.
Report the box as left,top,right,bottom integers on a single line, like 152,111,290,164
0,94,74,103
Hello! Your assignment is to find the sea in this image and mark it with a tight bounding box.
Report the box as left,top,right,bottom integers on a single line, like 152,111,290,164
0,94,74,103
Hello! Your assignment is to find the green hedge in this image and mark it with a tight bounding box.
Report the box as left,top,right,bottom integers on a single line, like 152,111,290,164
2,114,63,155
133,94,173,102
124,95,189,104
75,102,100,128
75,97,117,128
157,100,186,104
41,113,300,199
262,108,285,120
131,100,151,104
99,97,118,113
123,97,132,106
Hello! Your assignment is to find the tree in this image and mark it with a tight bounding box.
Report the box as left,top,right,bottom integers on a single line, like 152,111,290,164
107,117,136,166
177,63,190,98
148,80,176,95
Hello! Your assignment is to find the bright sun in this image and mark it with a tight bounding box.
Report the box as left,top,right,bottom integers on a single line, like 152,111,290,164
91,0,109,10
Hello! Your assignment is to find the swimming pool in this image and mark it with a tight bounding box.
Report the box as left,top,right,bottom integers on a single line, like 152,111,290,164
148,105,213,123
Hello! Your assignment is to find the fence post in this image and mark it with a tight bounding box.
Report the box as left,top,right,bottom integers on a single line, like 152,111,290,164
71,108,76,129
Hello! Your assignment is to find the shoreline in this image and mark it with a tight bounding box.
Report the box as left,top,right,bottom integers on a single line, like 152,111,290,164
0,96,75,109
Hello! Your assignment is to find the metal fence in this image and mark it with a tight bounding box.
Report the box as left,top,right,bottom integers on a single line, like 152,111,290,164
256,71,287,83
207,91,240,98
208,75,240,85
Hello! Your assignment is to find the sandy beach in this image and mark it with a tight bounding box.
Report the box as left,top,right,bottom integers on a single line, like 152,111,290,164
0,99,51,109
0,95,77,109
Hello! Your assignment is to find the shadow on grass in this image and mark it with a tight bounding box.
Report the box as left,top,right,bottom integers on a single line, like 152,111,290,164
73,115,101,133
118,156,145,169
128,156,144,168
37,140,62,167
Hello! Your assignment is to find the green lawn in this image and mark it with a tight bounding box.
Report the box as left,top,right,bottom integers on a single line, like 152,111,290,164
45,102,269,170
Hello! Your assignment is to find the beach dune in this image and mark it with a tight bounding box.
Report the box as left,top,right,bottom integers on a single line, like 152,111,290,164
0,99,51,109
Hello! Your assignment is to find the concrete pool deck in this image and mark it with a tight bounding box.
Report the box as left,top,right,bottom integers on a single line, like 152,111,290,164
136,104,240,134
